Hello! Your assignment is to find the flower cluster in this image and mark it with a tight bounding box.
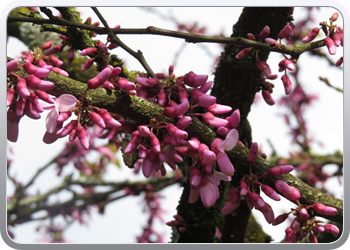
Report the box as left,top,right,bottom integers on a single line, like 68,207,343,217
6,46,71,142
273,201,339,243
302,12,343,64
221,142,298,224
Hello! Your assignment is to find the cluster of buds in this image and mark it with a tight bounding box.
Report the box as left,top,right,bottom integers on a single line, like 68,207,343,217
6,46,68,142
302,12,343,65
235,24,298,106
166,214,188,233
221,142,298,224
273,201,339,243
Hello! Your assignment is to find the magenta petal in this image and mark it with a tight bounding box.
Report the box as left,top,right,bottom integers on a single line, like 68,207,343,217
216,152,234,176
199,182,217,208
45,109,59,133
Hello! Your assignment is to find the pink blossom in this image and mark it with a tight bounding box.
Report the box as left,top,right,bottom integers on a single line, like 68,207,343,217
44,94,77,133
324,37,336,55
312,203,337,216
302,27,320,43
221,188,240,214
259,25,270,40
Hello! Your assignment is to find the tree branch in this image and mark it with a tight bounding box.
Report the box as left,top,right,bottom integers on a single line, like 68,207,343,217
8,16,327,58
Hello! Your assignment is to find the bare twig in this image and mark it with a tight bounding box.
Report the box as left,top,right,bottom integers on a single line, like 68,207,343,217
91,7,156,78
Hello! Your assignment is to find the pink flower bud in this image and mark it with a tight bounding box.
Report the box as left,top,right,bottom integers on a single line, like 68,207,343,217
16,78,30,98
16,98,26,116
335,57,343,67
191,88,217,107
80,47,97,56
7,108,21,142
203,112,229,128
333,30,343,47
247,142,258,164
81,58,95,72
57,111,72,122
88,66,112,89
49,55,63,67
262,90,275,106
235,48,250,60
51,67,69,77
205,103,232,114
110,67,122,78
313,203,337,216
268,165,294,176
203,150,216,166
281,74,293,95
176,116,192,130
324,224,339,234
103,81,114,90
188,137,200,150
278,25,292,39
45,45,63,56
285,228,296,243
261,185,280,201
265,38,279,44
331,12,339,22
67,47,75,66
247,33,256,41
272,213,289,225
7,60,19,72
26,75,54,91
142,158,153,178
299,208,309,221
98,109,121,129
89,111,105,128
240,179,248,196
217,127,231,136
221,189,240,214
124,130,141,154
256,60,273,78
150,133,161,153
216,152,234,176
23,63,50,78
229,109,240,128
199,81,212,94
24,99,40,120
178,87,188,103
56,120,78,138
302,27,320,43
312,225,325,233
259,25,270,40
309,233,318,243
41,40,52,50
282,59,295,71
76,124,89,150
7,88,15,106
166,123,188,139
189,167,202,187
325,37,336,55
248,192,266,209
275,180,300,201
256,202,274,224
137,125,150,137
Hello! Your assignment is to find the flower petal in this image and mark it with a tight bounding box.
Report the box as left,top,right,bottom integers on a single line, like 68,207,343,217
46,109,59,133
56,94,77,112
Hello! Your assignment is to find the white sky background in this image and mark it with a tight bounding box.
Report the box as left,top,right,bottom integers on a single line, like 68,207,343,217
6,6,344,244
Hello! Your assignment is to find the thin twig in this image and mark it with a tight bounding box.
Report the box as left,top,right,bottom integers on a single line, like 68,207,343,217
91,7,156,78
8,16,327,58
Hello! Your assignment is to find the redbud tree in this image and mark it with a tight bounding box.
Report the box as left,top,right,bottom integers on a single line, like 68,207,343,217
6,7,343,243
